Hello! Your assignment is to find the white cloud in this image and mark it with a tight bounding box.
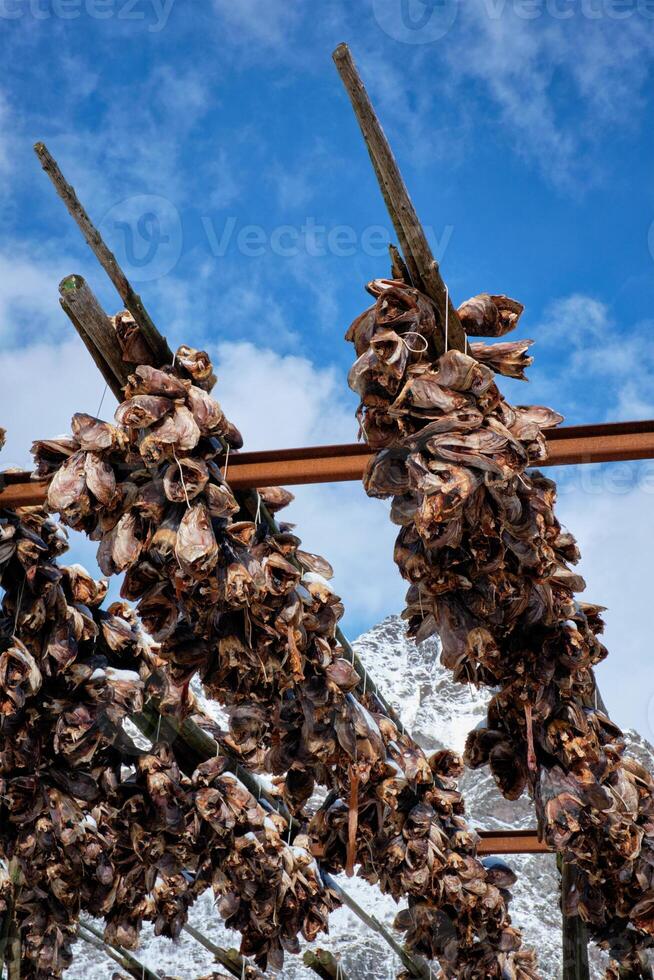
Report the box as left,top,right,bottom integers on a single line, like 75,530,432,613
209,339,404,631
0,247,78,346
556,475,654,739
211,0,303,49
0,336,114,469
517,294,654,422
213,340,354,447
447,6,654,188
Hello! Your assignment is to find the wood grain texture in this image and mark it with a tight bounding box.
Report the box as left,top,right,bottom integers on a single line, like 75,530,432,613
333,43,467,353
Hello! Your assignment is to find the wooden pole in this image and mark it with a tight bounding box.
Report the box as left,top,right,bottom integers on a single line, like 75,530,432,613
0,860,21,980
181,923,262,979
59,274,126,399
303,948,352,980
332,43,467,353
320,874,430,979
558,855,590,980
78,921,160,980
34,143,173,368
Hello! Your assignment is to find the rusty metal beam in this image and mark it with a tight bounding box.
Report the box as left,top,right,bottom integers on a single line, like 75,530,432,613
310,829,548,858
477,830,550,856
3,420,654,509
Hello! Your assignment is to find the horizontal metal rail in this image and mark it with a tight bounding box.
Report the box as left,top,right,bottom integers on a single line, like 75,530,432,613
2,419,654,508
477,830,549,856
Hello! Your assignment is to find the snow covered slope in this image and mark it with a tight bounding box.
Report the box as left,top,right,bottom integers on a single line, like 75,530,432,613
68,615,654,979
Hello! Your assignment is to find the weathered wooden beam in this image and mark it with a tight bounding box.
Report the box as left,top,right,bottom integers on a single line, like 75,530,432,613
34,142,173,368
0,859,21,980
320,873,431,980
181,923,262,980
558,855,590,980
303,948,351,980
332,43,467,353
59,274,126,400
78,921,160,980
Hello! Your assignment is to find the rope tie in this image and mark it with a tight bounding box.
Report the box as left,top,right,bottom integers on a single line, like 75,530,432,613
223,443,231,482
400,331,428,354
255,491,262,526
96,382,108,418
13,578,25,635
172,448,191,509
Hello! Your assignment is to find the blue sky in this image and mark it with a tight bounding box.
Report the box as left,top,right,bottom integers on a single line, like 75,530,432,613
1,0,654,734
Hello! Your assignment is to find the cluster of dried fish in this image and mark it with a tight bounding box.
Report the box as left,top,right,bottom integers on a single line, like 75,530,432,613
1,440,336,975
38,341,539,978
0,501,145,974
347,278,654,973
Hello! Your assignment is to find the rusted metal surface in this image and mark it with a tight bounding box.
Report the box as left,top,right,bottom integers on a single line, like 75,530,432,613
0,475,50,507
476,830,550,856
3,420,654,509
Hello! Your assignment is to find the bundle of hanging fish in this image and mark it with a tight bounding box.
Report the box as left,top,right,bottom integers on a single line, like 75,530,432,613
34,334,540,978
0,443,335,976
347,278,654,973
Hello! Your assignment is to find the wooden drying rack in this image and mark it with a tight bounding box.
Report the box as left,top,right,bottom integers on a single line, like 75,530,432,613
0,42,646,980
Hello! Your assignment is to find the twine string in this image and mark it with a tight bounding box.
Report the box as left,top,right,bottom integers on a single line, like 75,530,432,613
13,578,25,635
400,331,428,354
444,284,449,353
172,448,191,509
96,383,108,419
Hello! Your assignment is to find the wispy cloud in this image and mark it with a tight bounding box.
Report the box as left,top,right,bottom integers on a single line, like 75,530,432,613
0,246,77,346
519,294,654,422
211,0,305,50
447,6,654,189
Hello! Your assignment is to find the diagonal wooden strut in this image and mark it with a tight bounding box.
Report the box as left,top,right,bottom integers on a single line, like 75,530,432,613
333,43,467,353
